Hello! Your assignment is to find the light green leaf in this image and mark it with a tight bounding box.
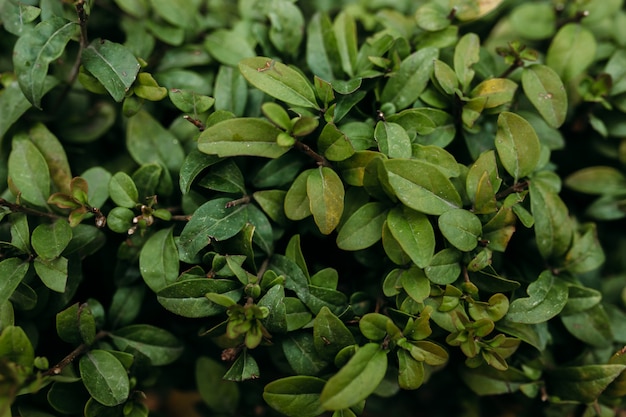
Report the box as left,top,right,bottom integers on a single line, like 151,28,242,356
332,11,358,77
9,135,51,207
79,350,130,406
320,343,388,410
307,167,345,235
495,112,541,181
0,325,34,369
506,270,568,324
521,65,567,128
387,206,435,268
139,228,179,292
381,48,438,110
198,118,288,159
31,220,72,260
239,57,319,109
82,39,141,102
424,248,462,285
336,202,387,251
263,376,327,417
108,172,139,209
546,24,596,82
454,33,480,92
285,169,313,221
397,349,425,390
384,159,462,215
34,256,68,293
438,209,483,252
375,122,412,159
12,16,77,108
168,89,215,114
204,29,256,67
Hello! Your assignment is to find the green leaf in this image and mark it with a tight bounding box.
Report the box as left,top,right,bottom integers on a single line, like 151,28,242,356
320,343,388,410
108,172,139,208
198,117,288,159
204,29,255,67
561,304,612,348
223,350,260,381
263,376,327,417
157,279,241,318
313,306,355,361
239,57,319,109
108,285,145,329
34,256,68,293
546,365,626,404
438,209,483,252
565,166,626,195
149,0,195,28
415,3,450,31
509,2,556,40
31,220,72,260
0,1,40,36
307,167,345,235
336,202,388,251
386,206,435,268
139,228,179,292
258,285,288,333
179,150,222,194
27,123,72,194
381,47,438,110
454,33,480,92
432,59,458,95
79,352,129,407
469,78,517,110
9,135,51,207
506,270,568,324
199,159,246,194
285,169,313,220
460,365,531,396
397,349,425,390
268,1,304,57
375,122,412,159
424,248,462,285
82,39,141,102
195,357,240,414
12,16,77,108
529,176,573,259
126,110,185,172
0,325,34,369
521,65,567,128
168,89,215,114
318,123,355,162
110,324,183,366
178,198,248,261
0,258,29,307
495,112,541,181
306,13,340,81
332,11,358,77
56,302,96,345
384,159,462,215
546,24,596,82
562,223,605,274
283,332,329,375
401,267,431,303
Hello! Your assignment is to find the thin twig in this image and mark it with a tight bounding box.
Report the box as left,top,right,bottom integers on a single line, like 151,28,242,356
293,140,332,167
0,198,60,220
495,180,529,201
41,330,109,377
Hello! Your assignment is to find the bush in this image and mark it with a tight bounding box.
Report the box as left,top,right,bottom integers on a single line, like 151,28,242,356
1,0,626,416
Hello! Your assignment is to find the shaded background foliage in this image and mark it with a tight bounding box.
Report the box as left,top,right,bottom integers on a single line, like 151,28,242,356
1,0,626,416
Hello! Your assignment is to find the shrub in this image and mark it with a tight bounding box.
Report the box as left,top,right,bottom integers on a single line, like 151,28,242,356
1,0,626,416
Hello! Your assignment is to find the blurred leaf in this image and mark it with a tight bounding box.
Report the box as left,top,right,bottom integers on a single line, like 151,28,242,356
506,270,568,324
204,29,255,67
461,365,530,395
110,324,183,366
268,1,304,57
332,11,358,77
127,110,185,172
263,376,326,417
546,23,596,82
546,365,626,403
12,17,77,108
0,325,34,368
79,350,130,406
565,166,626,195
82,39,141,102
149,0,195,28
196,357,240,413
561,304,612,348
0,258,29,307
509,2,555,40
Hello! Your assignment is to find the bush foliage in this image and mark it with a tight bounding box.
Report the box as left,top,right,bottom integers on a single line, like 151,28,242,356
1,0,626,416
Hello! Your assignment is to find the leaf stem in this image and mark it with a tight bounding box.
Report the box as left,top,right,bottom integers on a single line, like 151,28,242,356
0,198,61,220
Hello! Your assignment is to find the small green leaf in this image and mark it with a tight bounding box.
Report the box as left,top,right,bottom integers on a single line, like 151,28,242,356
285,169,313,221
387,206,435,268
506,270,568,324
320,343,388,410
397,349,425,390
401,267,431,303
12,17,77,108
157,279,241,318
110,324,183,366
168,89,215,114
333,11,358,77
198,118,288,159
509,2,556,40
178,198,248,261
79,350,129,407
149,0,195,28
0,258,29,307
432,59,458,95
454,33,480,92
258,285,288,333
307,167,345,235
415,3,450,31
0,1,40,36
546,365,626,404
521,65,567,128
470,78,518,110
262,102,292,131
223,350,260,381
108,172,139,208
9,135,51,207
546,24,596,82
313,306,355,361
268,1,305,57
495,112,541,181
318,123,355,162
384,159,462,215
139,228,179,292
283,332,329,375
31,220,72,260
56,302,96,345
562,224,605,274
239,57,319,109
381,48,438,110
0,325,34,369
34,256,68,293
336,202,387,251
263,376,327,417
127,110,185,172
438,209,483,252
82,39,141,102
375,122,412,159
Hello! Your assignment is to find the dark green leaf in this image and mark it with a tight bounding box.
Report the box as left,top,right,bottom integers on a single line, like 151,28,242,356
127,110,185,172
307,167,345,235
56,302,96,345
110,324,183,366
546,365,626,403
263,376,326,417
82,39,141,102
79,350,130,406
313,306,355,361
0,258,29,307
397,349,425,390
12,17,77,108
196,356,240,414
561,304,612,347
495,112,541,181
565,166,626,195
381,48,438,110
258,285,288,333
108,285,145,329
9,135,51,207
336,202,387,251
223,350,260,381
438,209,482,252
320,343,388,410
506,270,568,324
31,220,72,260
460,365,530,396
34,256,68,293
283,332,329,375
157,278,241,318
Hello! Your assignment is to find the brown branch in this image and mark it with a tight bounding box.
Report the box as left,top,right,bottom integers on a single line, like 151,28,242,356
293,140,332,168
495,180,529,201
0,198,61,220
225,195,251,208
41,330,109,377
